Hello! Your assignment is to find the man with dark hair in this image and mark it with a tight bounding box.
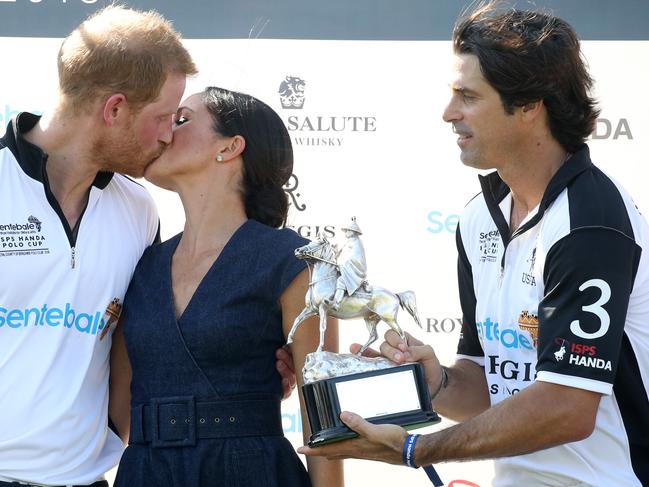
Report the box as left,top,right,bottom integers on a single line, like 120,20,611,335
299,4,649,486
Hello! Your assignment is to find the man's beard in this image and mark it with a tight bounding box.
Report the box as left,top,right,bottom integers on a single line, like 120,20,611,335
91,125,165,178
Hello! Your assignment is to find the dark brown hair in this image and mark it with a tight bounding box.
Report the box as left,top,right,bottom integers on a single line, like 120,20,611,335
453,2,599,152
202,87,292,229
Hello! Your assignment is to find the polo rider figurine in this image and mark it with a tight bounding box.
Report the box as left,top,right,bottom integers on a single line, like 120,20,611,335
330,217,369,310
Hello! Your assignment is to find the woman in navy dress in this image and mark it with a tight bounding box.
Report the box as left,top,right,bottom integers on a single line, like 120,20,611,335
110,87,343,486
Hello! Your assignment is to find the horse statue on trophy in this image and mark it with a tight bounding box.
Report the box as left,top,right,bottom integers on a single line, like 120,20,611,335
286,233,421,355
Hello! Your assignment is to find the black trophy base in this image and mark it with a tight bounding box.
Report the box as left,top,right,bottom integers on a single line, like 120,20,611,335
302,362,440,447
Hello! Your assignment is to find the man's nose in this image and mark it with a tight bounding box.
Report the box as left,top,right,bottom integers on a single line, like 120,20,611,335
442,96,460,123
159,119,174,145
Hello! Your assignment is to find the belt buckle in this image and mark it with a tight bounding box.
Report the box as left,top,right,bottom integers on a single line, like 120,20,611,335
150,396,197,448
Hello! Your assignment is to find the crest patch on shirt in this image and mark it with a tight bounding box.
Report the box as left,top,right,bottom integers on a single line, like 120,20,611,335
517,310,539,347
99,297,122,340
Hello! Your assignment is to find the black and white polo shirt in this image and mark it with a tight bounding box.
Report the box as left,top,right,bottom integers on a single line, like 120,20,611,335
0,113,159,485
456,145,648,487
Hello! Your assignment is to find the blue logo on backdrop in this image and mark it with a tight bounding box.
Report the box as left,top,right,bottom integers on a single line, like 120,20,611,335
281,409,303,434
0,105,20,127
0,105,43,132
426,211,460,234
0,304,107,335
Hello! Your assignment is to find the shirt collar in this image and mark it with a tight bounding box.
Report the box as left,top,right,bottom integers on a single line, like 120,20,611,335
1,112,114,189
478,144,593,243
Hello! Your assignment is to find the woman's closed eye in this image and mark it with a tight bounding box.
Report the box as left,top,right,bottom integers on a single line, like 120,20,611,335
174,116,189,127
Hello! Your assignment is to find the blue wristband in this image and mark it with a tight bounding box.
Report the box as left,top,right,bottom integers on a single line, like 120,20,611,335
403,433,419,467
402,434,444,486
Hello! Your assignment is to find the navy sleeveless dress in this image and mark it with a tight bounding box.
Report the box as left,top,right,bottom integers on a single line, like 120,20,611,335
114,220,311,487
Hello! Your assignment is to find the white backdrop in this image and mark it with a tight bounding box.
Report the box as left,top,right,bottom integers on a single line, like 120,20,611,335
0,36,647,487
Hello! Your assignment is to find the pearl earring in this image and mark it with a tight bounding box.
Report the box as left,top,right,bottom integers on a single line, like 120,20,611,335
216,155,224,162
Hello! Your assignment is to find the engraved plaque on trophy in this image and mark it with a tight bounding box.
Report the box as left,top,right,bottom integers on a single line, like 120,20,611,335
287,217,440,446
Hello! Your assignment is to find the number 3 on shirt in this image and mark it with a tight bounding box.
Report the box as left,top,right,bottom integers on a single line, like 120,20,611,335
570,279,611,340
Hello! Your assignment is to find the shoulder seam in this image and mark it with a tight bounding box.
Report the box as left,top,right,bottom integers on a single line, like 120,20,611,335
569,224,637,243
544,225,640,269
465,190,482,207
119,174,147,189
567,167,634,237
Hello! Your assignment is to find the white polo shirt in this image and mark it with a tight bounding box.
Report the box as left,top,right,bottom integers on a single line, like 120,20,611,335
456,145,649,487
0,113,158,485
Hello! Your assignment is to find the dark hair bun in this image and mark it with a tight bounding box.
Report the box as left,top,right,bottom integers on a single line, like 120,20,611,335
203,86,293,228
244,183,289,229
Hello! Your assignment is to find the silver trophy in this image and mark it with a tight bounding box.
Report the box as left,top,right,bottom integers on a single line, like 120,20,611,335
287,217,440,446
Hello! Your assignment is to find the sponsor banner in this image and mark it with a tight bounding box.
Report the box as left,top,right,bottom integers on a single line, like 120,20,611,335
1,35,647,487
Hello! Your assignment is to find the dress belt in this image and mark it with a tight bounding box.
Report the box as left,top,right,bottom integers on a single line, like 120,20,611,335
129,395,284,448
